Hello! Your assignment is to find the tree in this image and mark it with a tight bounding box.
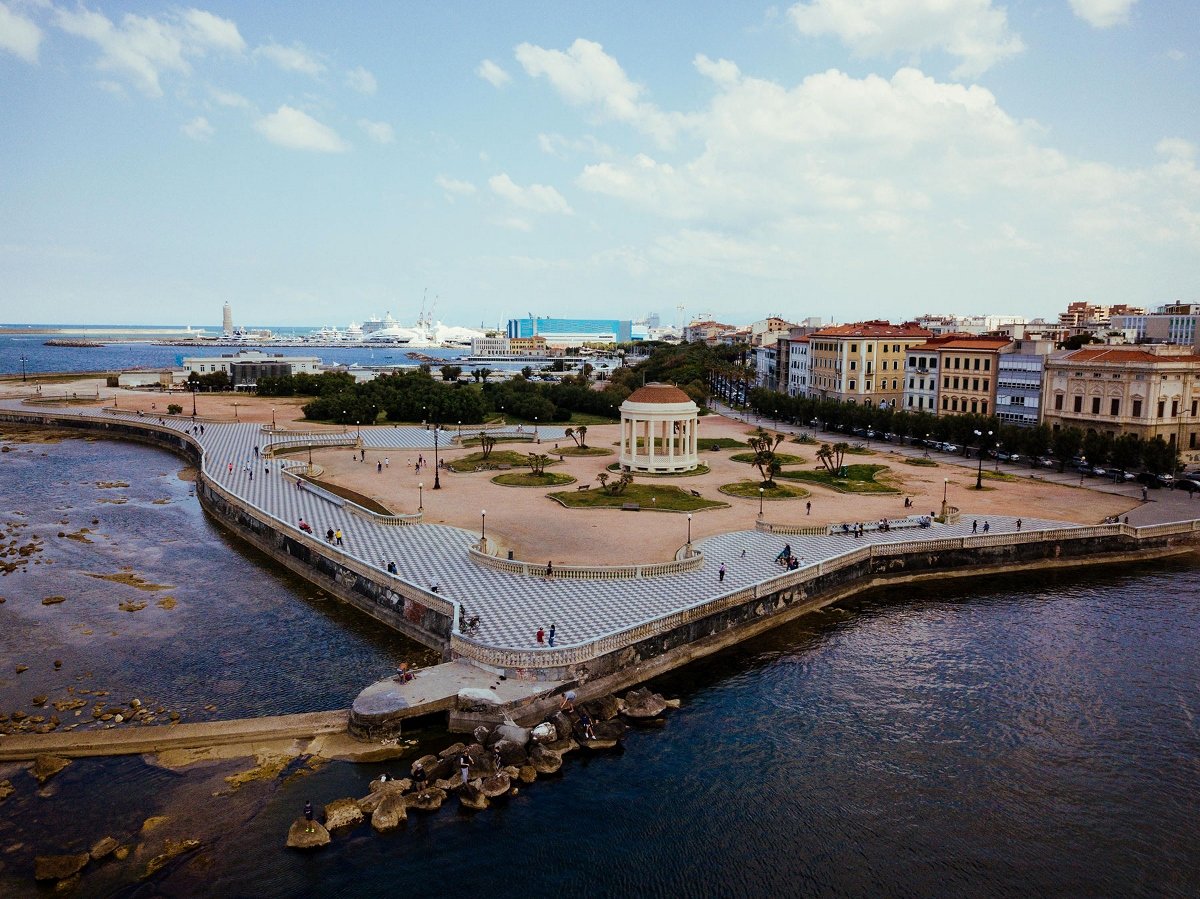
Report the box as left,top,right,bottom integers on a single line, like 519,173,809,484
478,432,496,461
816,443,835,472
596,470,632,495
564,427,579,447
1051,426,1084,471
747,428,785,486
576,424,588,448
527,453,551,476
831,442,849,471
1142,436,1178,474
1110,433,1142,472
440,365,462,382
520,366,534,379
1082,430,1113,467
478,368,492,383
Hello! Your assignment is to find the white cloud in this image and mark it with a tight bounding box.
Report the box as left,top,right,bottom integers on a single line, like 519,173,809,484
52,6,243,97
516,38,684,145
1166,48,1185,62
693,54,740,86
358,118,393,144
210,87,249,108
537,132,613,158
1068,0,1137,29
181,115,214,140
488,173,573,214
476,58,511,88
435,175,477,198
256,41,325,76
346,65,377,93
182,9,244,53
788,0,1024,78
255,105,347,152
0,1,43,63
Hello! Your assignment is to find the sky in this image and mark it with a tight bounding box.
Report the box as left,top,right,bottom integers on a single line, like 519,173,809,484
1,0,1197,330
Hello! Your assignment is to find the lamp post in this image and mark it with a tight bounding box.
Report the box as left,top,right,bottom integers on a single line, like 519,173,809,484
994,441,1001,472
458,420,462,438
924,433,931,458
232,402,238,421
480,509,486,544
418,482,423,511
941,476,950,521
307,442,313,476
271,406,276,429
433,425,442,489
534,416,539,440
19,354,28,382
974,429,992,490
759,486,765,518
192,384,198,418
357,419,361,443
686,512,693,552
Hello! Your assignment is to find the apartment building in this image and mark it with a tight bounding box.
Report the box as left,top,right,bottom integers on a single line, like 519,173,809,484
786,335,810,397
995,339,1054,427
808,322,933,407
1042,345,1200,456
934,337,1012,416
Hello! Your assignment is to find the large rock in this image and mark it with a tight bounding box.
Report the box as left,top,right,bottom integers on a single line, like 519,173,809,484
549,711,574,741
622,687,668,719
517,765,538,784
531,722,557,744
457,781,488,811
491,723,531,746
30,755,71,785
580,737,619,751
411,754,450,783
593,719,629,741
405,787,447,812
479,773,511,798
491,739,527,768
545,736,580,755
89,836,120,861
142,838,201,879
371,793,408,832
438,742,467,760
286,818,330,850
472,726,491,745
358,781,408,815
35,854,89,881
367,777,411,795
528,745,562,775
323,798,364,830
581,694,623,721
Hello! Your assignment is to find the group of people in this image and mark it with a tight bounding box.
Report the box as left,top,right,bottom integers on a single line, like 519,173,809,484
535,623,557,646
774,544,801,570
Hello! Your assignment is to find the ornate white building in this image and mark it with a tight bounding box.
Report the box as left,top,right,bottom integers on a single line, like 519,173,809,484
619,384,700,473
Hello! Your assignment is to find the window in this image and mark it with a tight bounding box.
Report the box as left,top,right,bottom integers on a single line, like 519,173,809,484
1074,396,1083,413
1091,397,1101,415
849,379,856,390
984,359,991,371
930,359,937,368
851,344,857,352
908,397,913,407
1192,433,1197,450
973,378,979,391
1111,399,1120,416
971,400,978,413
1158,400,1165,417
1193,400,1199,416
865,380,872,391
1172,400,1179,417
1133,399,1143,417
942,397,948,410
909,378,914,389
983,379,989,391
850,360,857,371
954,357,961,369
1056,394,1064,410
973,358,980,371
944,376,950,389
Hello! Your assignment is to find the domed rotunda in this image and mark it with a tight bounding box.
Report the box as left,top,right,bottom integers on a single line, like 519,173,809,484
618,383,700,473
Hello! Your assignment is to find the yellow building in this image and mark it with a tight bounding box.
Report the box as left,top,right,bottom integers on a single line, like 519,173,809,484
808,321,933,407
1043,346,1200,461
934,337,1012,416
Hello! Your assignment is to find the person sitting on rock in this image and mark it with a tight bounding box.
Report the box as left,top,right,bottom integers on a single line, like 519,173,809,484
304,800,315,833
579,711,596,741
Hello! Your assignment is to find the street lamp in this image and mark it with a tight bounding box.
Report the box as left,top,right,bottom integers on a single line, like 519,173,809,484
994,441,1001,472
271,406,276,429
192,384,198,418
759,486,765,517
481,509,486,543
686,512,693,548
973,428,993,489
433,425,442,489
357,419,361,443
418,482,423,511
307,441,313,475
458,419,462,438
19,354,28,382
534,416,539,439
232,402,238,421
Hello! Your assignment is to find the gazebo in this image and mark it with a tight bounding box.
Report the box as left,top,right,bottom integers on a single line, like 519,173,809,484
619,383,700,473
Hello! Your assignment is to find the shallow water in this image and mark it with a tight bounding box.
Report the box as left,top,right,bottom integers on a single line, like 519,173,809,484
2,434,1198,897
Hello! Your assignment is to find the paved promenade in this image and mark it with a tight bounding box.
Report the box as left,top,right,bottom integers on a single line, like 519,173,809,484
0,396,1146,653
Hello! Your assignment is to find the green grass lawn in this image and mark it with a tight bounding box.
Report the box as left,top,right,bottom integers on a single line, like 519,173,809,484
844,445,876,455
554,446,613,457
776,463,899,494
447,450,559,473
549,483,726,511
904,457,939,467
720,481,810,500
460,434,535,447
980,469,1017,482
604,462,710,477
729,451,807,466
492,471,576,487
697,437,749,450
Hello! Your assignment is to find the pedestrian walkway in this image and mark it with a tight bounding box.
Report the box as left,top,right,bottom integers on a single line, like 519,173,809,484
0,399,1110,653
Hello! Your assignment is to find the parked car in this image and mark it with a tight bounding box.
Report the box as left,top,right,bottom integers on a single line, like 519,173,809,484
1156,472,1176,486
1136,472,1162,488
1176,479,1200,494
1037,457,1056,468
1109,469,1136,481
1007,453,1022,464
1090,466,1107,478
940,443,959,453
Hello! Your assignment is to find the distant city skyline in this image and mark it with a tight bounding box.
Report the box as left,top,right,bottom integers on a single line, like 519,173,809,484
1,1,1197,327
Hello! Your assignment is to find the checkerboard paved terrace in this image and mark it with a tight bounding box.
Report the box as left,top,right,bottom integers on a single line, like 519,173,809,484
5,401,1081,653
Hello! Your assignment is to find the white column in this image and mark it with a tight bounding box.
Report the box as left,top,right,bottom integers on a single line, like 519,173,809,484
691,415,698,460
669,417,676,467
620,415,628,464
648,417,656,469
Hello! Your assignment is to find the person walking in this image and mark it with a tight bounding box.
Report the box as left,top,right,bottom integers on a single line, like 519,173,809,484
304,800,315,833
377,460,382,473
1016,518,1022,530
972,520,978,534
536,626,545,644
384,457,389,468
548,624,556,647
545,560,553,577
718,563,726,582
982,521,990,533
412,761,426,794
806,501,811,516
335,528,344,546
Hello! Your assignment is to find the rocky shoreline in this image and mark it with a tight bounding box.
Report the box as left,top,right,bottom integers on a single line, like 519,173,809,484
288,687,677,849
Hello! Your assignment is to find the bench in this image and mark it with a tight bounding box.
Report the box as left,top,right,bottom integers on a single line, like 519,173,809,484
690,489,701,497
621,502,640,511
576,484,591,491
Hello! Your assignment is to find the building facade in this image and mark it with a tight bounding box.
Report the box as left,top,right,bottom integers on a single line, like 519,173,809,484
786,335,810,397
932,337,1011,416
508,317,633,345
995,339,1053,427
1042,346,1200,456
182,350,321,379
808,322,933,407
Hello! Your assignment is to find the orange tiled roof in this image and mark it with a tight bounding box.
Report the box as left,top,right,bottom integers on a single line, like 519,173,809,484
813,322,932,339
625,383,694,404
934,337,1013,351
1063,348,1200,364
